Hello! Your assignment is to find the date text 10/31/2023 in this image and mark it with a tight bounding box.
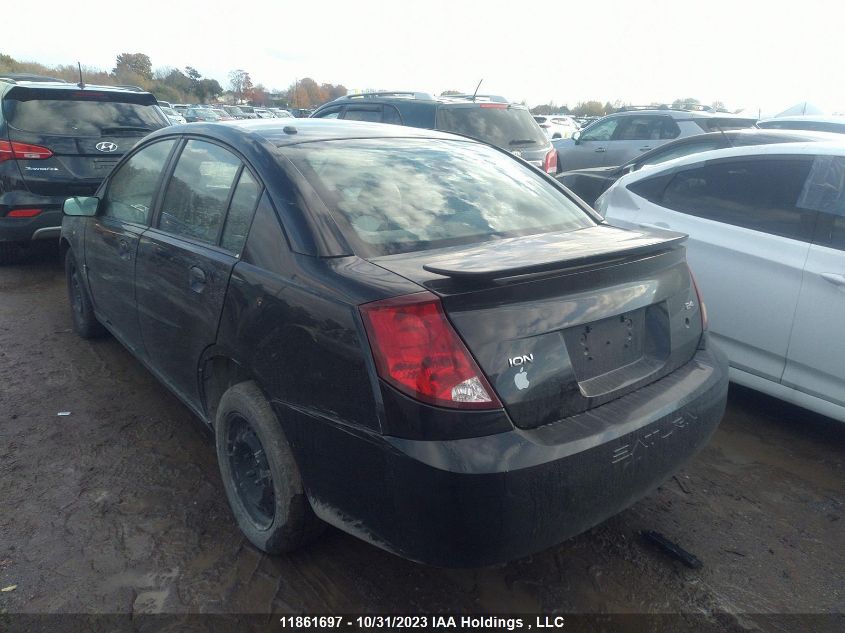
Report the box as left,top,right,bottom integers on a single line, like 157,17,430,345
277,615,567,630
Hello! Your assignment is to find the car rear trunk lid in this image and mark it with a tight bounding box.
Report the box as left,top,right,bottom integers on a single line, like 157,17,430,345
371,225,704,428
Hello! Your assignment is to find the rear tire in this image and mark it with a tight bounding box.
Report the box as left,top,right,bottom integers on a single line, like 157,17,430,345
65,249,105,339
215,381,324,554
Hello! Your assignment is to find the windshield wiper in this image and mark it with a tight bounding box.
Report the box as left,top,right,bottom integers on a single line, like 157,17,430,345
509,139,538,146
100,126,152,135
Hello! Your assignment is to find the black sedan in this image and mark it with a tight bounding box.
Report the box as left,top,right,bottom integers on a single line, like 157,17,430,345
558,128,837,207
59,119,728,566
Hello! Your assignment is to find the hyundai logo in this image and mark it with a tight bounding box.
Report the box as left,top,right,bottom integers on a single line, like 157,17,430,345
95,142,118,153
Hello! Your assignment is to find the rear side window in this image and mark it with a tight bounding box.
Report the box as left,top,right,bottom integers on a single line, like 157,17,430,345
159,140,241,245
283,138,594,256
436,105,547,149
798,155,845,251
102,140,176,224
221,170,261,254
660,157,816,240
639,139,726,167
344,107,382,122
4,95,167,136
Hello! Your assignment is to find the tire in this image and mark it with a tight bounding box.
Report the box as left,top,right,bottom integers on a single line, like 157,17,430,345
65,249,105,339
0,241,24,265
215,381,324,553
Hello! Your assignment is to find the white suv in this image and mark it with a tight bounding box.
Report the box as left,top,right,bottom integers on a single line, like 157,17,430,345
533,115,579,139
597,142,845,422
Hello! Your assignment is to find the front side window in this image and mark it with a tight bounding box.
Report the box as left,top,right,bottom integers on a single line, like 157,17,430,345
580,117,619,142
283,138,594,256
158,140,241,245
314,107,342,119
101,139,176,224
383,105,403,125
614,116,679,141
661,157,816,240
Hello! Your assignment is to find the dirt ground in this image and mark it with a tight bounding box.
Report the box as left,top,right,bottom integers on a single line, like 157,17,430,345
0,250,843,632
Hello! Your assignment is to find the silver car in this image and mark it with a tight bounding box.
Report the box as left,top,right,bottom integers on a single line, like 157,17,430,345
553,108,757,172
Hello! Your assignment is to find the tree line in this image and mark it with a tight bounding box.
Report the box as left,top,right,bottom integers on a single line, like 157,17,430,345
0,52,346,108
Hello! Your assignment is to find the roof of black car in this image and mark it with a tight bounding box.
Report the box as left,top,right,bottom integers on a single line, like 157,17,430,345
0,80,156,97
226,118,469,146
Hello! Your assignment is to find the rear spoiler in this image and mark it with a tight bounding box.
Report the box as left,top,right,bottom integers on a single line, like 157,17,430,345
422,225,687,281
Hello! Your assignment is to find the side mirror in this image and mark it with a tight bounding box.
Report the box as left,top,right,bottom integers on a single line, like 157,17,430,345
572,131,581,144
63,196,99,217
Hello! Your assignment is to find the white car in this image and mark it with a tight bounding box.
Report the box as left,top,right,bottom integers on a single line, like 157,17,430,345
596,142,845,422
533,115,579,139
159,106,186,125
758,115,845,135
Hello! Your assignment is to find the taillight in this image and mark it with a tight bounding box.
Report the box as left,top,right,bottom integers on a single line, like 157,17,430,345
360,292,502,410
543,148,558,174
688,267,708,331
0,141,53,162
6,208,42,218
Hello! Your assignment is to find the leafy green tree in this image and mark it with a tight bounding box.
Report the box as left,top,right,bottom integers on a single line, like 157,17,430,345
671,97,700,110
571,101,605,117
113,53,152,81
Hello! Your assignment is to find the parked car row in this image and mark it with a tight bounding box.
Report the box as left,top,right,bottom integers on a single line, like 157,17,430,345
169,103,294,121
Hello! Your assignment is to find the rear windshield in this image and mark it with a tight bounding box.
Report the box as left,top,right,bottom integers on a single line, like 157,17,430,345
436,105,547,150
283,138,593,257
4,93,167,137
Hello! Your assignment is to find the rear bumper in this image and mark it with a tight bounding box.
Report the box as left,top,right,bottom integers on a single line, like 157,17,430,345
284,344,728,567
0,191,64,243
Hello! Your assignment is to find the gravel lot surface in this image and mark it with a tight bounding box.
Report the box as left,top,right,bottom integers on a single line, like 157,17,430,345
1,251,843,632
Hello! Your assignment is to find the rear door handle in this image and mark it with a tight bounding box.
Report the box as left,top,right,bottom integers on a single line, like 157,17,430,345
639,146,652,152
821,272,845,287
189,265,207,293
594,148,606,153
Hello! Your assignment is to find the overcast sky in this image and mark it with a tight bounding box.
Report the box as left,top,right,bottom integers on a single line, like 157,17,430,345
6,0,844,116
